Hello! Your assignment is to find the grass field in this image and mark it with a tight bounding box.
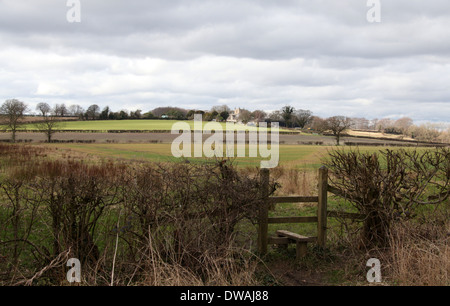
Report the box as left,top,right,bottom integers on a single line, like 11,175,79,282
20,119,291,132
44,143,422,169
44,143,329,168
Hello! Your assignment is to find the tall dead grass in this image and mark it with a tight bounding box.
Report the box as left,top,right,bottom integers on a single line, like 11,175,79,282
387,221,449,286
138,241,260,286
243,166,318,196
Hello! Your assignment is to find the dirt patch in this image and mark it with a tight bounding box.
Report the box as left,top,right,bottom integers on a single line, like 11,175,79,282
267,259,326,286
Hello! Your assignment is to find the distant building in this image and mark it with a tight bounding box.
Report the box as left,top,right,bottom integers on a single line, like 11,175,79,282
227,108,241,123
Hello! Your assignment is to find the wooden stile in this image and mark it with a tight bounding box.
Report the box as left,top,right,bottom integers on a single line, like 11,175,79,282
258,168,270,255
317,166,328,248
256,166,367,260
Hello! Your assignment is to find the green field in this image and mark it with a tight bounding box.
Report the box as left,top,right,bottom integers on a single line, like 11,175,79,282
46,143,417,169
21,119,291,132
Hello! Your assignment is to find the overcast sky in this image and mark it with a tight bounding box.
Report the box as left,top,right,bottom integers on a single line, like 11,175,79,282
1,0,449,123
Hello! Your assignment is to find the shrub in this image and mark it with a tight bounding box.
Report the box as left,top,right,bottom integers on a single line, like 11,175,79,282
0,144,277,285
326,148,450,248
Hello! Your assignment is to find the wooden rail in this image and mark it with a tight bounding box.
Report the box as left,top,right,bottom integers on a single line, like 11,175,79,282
257,166,365,259
257,166,328,256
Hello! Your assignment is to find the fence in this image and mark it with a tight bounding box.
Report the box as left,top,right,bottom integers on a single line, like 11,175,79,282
257,166,363,259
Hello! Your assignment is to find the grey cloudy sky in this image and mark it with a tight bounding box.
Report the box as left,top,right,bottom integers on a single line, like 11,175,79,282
1,0,449,122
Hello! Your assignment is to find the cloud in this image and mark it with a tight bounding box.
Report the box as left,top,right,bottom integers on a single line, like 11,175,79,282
0,0,449,122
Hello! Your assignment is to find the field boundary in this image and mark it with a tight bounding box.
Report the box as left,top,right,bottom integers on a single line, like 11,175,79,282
257,167,364,259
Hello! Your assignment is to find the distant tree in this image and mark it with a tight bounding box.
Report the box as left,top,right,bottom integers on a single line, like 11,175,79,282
166,109,186,120
36,102,51,117
238,109,252,124
219,111,230,121
211,105,230,114
350,117,370,130
307,116,327,133
55,103,68,117
376,118,395,132
100,106,110,120
325,116,352,145
268,111,283,122
281,106,295,128
438,127,450,143
68,104,84,119
409,123,442,142
86,104,100,120
394,117,414,135
0,99,28,143
369,118,379,130
203,112,213,121
210,110,219,118
152,107,188,118
119,110,129,120
186,110,205,120
252,110,266,126
130,109,142,119
186,110,195,120
143,111,155,119
35,105,63,142
294,109,313,128
108,112,118,120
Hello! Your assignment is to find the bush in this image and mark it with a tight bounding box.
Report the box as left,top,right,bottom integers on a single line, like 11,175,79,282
325,148,450,248
0,144,276,285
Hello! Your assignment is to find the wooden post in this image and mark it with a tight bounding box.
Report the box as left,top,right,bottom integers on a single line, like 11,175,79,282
296,241,308,259
317,166,328,248
258,168,270,255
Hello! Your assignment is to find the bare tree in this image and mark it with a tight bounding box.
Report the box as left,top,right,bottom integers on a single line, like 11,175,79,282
68,104,84,118
54,104,68,117
238,109,252,124
36,102,51,117
86,104,100,120
0,99,28,143
309,116,328,132
211,105,231,114
251,110,266,126
375,118,395,132
325,116,351,145
268,110,282,122
35,105,63,143
394,117,413,135
409,123,442,142
326,148,450,247
350,117,370,130
294,109,313,128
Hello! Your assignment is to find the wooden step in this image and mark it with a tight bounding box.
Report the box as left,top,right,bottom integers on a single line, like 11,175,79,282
268,236,290,245
276,230,317,242
275,230,317,259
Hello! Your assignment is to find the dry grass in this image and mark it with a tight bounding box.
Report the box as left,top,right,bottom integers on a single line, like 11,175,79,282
273,168,317,196
241,166,318,196
386,222,450,286
139,247,260,286
346,130,415,141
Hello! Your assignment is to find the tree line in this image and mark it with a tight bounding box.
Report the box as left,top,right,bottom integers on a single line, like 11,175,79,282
1,98,449,144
